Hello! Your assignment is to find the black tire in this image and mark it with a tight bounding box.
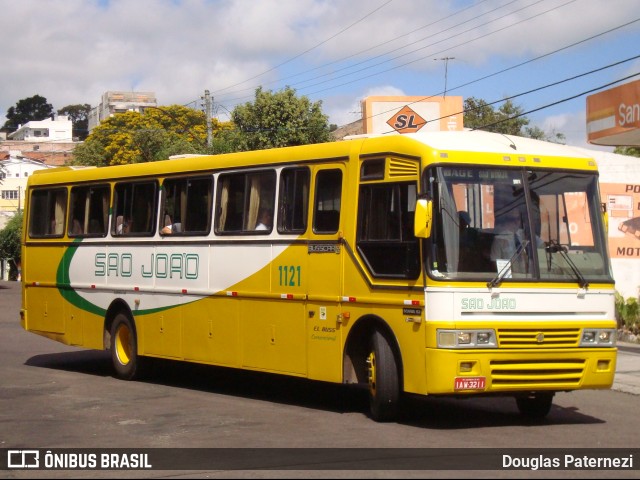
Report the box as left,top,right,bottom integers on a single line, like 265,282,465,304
515,392,554,420
367,329,400,422
110,313,142,380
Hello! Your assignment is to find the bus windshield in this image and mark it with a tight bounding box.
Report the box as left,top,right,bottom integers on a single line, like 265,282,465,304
427,166,613,284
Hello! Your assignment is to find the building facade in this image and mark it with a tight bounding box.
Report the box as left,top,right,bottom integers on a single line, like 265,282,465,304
0,155,53,227
7,115,73,143
88,91,157,132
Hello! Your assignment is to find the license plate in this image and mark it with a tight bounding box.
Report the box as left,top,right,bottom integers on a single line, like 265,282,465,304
454,376,486,390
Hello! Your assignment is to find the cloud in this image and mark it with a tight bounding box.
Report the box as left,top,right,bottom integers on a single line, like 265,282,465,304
323,84,406,126
1,0,638,136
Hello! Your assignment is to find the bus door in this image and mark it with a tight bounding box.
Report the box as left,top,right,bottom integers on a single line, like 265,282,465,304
306,166,345,382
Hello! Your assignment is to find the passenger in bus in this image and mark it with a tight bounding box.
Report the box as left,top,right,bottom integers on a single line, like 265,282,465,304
490,210,523,262
161,214,182,234
70,217,83,235
161,214,173,234
255,208,272,231
116,215,131,235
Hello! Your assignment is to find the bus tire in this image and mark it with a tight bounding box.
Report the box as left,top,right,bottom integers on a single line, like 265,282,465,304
110,313,142,380
515,392,554,420
367,329,400,422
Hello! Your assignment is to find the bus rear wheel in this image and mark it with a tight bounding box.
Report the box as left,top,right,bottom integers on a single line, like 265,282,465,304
515,392,554,420
367,329,400,422
110,313,142,380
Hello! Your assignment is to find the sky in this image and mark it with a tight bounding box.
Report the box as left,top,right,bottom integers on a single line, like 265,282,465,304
1,0,639,150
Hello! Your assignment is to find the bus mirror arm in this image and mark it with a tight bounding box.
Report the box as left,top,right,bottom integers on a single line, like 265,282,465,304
414,198,433,239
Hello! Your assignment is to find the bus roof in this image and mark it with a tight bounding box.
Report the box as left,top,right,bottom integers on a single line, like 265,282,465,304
359,130,594,159
27,130,596,187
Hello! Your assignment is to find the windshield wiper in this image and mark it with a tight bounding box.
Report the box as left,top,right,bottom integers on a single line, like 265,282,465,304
487,239,529,289
546,240,589,289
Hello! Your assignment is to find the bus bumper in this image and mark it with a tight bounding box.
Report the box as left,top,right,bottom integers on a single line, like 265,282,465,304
424,347,617,395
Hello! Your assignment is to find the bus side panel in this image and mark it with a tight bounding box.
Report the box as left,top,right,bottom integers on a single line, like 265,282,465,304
241,299,306,375
182,297,241,367
25,286,65,335
306,301,343,383
63,294,84,346
140,308,182,359
23,245,66,335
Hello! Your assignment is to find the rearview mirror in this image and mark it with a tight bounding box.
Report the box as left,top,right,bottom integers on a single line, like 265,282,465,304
414,198,433,238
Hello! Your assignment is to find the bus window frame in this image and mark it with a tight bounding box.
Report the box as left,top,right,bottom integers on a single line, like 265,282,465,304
312,168,342,235
68,184,111,238
111,180,159,238
277,166,310,235
214,169,277,235
159,175,214,236
28,187,68,239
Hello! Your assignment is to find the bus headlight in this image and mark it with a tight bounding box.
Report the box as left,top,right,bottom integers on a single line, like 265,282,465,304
580,329,616,346
438,330,496,348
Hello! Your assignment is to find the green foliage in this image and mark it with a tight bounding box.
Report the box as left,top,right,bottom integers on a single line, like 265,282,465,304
73,105,226,166
463,97,565,142
614,146,640,158
73,89,333,165
615,291,640,332
2,95,54,132
231,86,332,151
58,104,91,140
0,212,23,279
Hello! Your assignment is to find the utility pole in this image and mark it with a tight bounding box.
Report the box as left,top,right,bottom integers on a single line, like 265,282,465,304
434,57,455,97
204,90,212,148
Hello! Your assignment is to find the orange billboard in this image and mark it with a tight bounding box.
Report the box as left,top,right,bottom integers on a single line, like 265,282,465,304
362,96,463,135
587,79,640,146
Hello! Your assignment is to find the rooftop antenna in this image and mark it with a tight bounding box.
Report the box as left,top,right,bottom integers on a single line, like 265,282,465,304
434,57,455,97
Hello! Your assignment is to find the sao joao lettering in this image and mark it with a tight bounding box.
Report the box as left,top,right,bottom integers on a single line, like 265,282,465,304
95,253,199,279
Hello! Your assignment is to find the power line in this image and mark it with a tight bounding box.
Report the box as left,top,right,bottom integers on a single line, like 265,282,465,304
472,72,640,132
211,0,395,95
303,0,577,97
376,54,640,135
364,16,640,129
213,0,496,101
218,0,574,108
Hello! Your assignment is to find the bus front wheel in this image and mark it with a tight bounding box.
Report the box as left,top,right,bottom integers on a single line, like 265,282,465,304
515,392,554,420
110,313,142,380
367,329,400,422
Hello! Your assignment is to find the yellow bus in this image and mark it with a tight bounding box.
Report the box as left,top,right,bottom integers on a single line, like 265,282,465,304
20,130,617,422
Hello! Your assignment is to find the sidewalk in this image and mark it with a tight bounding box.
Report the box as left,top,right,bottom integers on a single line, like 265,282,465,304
613,341,640,395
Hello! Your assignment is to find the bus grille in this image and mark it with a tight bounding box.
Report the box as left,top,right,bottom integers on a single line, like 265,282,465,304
497,328,581,348
490,359,586,388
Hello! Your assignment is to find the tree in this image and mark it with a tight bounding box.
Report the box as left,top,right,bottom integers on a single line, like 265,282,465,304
73,105,226,166
58,104,91,141
230,86,332,151
0,212,23,280
463,97,565,142
1,95,54,133
614,146,640,158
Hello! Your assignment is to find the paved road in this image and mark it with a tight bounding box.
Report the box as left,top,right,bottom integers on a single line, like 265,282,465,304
1,281,639,478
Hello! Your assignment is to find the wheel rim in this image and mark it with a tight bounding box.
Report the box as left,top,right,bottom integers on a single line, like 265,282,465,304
115,323,132,366
367,351,377,396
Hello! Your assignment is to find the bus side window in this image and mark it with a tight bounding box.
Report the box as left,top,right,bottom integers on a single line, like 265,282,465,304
28,188,67,238
216,170,276,234
278,167,310,234
356,182,420,278
313,169,342,234
69,185,110,237
112,181,157,236
161,176,212,235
